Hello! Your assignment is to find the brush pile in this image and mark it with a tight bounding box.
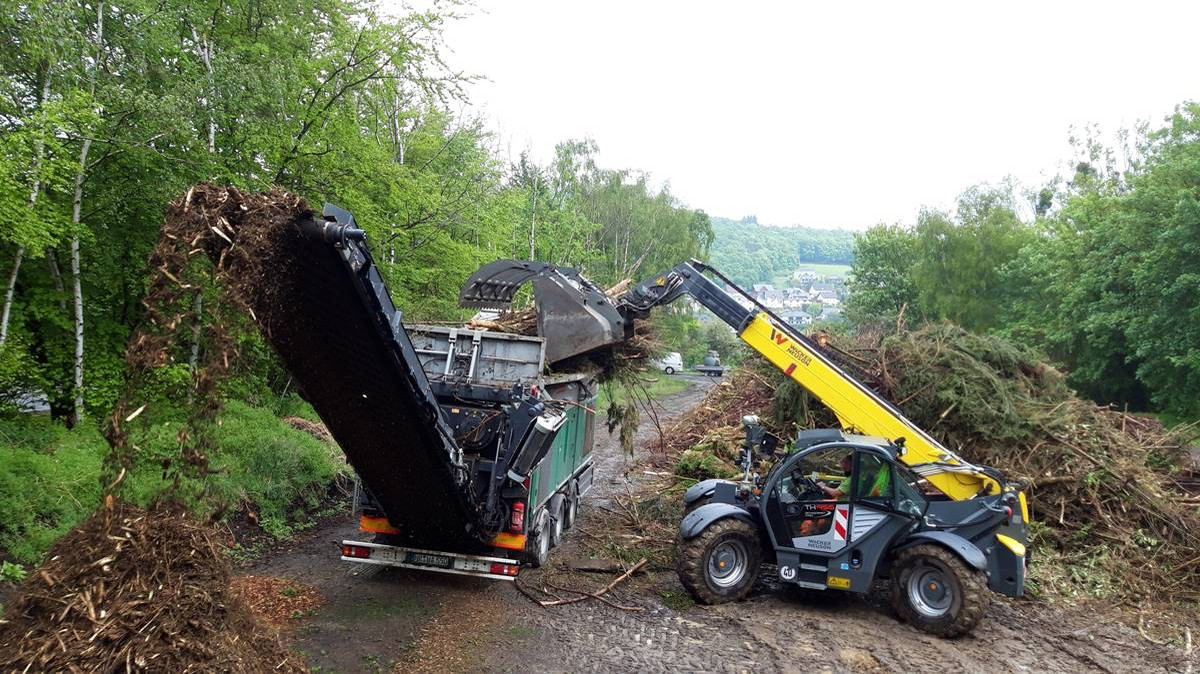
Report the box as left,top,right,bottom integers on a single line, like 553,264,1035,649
659,322,1200,601
0,504,304,673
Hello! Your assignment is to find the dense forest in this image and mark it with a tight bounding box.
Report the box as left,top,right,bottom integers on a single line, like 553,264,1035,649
708,216,854,286
846,107,1200,419
0,1,713,563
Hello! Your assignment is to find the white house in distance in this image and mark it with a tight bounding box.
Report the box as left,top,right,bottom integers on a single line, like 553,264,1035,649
793,268,818,284
727,270,849,323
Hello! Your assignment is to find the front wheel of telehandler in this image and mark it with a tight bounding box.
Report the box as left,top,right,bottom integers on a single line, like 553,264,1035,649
676,518,761,604
890,544,989,638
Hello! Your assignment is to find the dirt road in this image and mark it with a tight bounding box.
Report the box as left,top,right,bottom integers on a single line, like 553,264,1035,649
253,376,1195,673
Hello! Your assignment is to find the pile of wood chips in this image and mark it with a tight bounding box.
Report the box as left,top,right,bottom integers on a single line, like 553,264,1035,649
230,575,324,626
0,503,305,673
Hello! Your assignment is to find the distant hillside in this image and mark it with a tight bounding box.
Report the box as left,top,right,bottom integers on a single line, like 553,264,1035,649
708,216,855,287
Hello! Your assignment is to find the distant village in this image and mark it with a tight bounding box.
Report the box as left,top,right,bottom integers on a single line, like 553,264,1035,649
699,266,849,328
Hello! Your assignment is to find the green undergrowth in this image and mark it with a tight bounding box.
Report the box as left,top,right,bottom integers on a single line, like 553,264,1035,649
0,397,347,564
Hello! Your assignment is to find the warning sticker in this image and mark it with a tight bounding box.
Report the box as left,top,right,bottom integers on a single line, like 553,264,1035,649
827,575,851,589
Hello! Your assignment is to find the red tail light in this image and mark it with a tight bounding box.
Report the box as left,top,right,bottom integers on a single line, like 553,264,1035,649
341,544,371,559
490,562,520,577
509,501,525,532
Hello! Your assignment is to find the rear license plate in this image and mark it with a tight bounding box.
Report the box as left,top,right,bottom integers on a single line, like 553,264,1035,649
405,552,453,569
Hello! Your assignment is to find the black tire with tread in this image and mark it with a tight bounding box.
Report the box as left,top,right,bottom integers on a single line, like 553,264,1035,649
562,481,579,531
676,518,761,605
890,544,989,638
524,510,551,568
549,498,565,548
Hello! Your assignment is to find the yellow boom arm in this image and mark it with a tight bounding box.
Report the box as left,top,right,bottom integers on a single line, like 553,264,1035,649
739,312,998,499
619,260,1014,503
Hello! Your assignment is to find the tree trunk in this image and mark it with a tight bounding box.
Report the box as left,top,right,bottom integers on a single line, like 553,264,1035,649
189,19,214,363
46,249,67,311
65,3,103,426
529,174,539,259
68,137,92,427
189,291,202,369
1,74,52,350
0,247,24,348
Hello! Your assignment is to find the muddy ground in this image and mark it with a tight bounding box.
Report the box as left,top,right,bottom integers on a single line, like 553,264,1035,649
250,376,1197,674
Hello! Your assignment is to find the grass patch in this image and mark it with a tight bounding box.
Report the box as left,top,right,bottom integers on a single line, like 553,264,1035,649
0,416,105,563
658,589,694,611
599,375,692,409
0,396,348,564
508,625,535,639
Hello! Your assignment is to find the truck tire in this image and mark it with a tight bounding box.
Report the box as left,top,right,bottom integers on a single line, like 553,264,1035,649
676,518,761,604
891,544,989,638
549,497,565,548
525,509,551,568
665,366,675,375
562,481,579,531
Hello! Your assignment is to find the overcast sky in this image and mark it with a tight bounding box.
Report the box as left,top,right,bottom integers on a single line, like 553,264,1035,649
432,1,1198,229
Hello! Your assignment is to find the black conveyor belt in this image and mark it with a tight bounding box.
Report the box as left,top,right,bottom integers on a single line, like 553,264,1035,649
245,208,482,549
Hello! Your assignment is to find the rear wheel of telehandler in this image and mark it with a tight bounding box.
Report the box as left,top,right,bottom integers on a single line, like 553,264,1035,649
676,518,761,604
891,544,989,637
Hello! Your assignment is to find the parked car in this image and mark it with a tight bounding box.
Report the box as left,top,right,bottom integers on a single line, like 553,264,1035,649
656,351,683,374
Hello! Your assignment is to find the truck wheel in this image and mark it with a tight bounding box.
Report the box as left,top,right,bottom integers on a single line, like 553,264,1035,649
891,544,989,638
676,518,761,604
562,481,579,531
549,498,565,548
525,510,551,568
665,366,675,375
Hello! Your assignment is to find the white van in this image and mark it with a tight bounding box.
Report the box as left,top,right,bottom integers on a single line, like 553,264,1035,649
656,352,683,375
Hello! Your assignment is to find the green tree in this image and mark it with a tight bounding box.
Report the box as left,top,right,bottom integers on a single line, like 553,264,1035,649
844,224,917,324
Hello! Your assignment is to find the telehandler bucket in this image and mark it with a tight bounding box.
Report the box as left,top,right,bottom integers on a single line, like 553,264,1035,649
459,260,628,364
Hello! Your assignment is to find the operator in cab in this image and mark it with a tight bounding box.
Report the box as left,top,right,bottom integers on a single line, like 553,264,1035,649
820,453,890,500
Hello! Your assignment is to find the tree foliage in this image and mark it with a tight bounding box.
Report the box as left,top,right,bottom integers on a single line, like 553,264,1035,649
0,1,713,424
708,216,854,287
849,104,1200,417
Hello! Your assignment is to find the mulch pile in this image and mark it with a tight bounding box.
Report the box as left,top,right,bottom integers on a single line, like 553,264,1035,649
230,575,323,626
0,185,319,672
657,322,1200,601
0,504,305,673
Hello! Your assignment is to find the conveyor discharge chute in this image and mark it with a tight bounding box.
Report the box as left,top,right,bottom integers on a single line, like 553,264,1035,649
249,204,483,548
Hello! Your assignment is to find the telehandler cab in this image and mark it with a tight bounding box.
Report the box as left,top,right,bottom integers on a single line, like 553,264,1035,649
461,258,1030,636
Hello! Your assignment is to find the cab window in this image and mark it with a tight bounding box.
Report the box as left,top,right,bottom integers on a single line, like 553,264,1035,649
854,452,892,504
893,465,928,517
777,446,853,504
